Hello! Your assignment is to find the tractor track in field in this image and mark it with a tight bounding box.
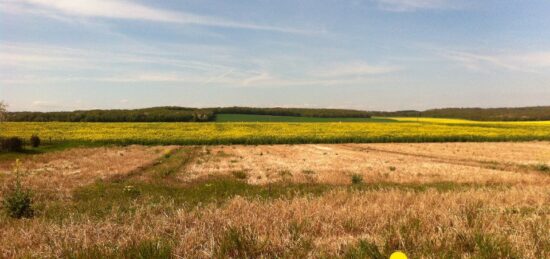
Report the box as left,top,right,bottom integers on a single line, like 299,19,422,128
109,146,201,182
340,144,544,175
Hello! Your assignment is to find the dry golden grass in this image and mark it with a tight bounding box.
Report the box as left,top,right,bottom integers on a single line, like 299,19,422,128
368,142,550,165
188,143,550,186
0,142,549,258
0,146,177,199
1,187,548,258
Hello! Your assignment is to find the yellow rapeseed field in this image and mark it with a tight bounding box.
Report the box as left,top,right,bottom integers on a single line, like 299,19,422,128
1,118,550,145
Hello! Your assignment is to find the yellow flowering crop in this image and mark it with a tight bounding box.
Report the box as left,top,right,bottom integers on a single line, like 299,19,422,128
1,120,549,145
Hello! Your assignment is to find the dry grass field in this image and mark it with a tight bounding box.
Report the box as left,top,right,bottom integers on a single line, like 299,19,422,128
0,142,549,258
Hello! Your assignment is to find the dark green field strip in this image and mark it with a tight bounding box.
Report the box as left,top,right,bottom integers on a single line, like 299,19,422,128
214,114,396,122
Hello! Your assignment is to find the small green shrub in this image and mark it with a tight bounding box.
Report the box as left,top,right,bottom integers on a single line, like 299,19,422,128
2,186,34,219
216,226,266,258
279,170,293,178
286,220,314,257
302,170,315,175
343,240,385,259
1,137,23,152
122,240,173,258
2,160,34,219
61,240,173,258
351,174,363,185
535,163,549,173
30,135,41,148
474,233,520,259
232,171,248,180
123,185,141,198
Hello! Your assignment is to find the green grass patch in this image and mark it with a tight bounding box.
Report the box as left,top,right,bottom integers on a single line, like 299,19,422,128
41,178,509,221
473,233,520,259
342,240,386,259
534,163,550,173
340,232,521,259
61,239,173,259
0,142,106,162
351,174,364,185
351,181,509,193
215,226,268,258
43,178,332,220
149,148,197,179
231,170,249,180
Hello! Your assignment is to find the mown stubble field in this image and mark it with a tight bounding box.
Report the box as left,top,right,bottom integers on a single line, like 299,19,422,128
0,142,549,258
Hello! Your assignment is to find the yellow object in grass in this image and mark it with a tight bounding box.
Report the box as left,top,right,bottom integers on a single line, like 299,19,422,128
389,251,408,259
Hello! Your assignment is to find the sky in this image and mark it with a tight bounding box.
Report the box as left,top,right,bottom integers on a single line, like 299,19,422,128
1,0,550,112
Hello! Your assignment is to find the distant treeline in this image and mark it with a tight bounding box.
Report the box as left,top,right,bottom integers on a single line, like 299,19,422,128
7,107,214,122
212,107,372,118
6,106,371,122
6,106,550,122
372,106,550,121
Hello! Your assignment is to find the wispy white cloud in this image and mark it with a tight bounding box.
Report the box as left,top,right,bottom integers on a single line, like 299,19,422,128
31,100,62,109
2,0,317,34
0,42,235,72
91,71,393,88
242,72,273,86
0,42,400,88
0,1,76,22
374,0,462,12
314,62,400,78
0,42,243,85
237,65,397,88
442,50,550,73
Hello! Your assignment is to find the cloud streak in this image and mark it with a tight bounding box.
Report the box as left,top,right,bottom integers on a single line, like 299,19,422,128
315,62,400,78
374,0,462,12
442,50,550,73
3,0,316,34
0,42,400,89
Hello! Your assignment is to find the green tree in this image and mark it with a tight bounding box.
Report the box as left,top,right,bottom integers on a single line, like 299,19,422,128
0,101,7,122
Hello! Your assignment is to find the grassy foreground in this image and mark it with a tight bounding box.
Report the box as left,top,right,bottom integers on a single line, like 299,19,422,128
2,118,550,145
1,144,549,258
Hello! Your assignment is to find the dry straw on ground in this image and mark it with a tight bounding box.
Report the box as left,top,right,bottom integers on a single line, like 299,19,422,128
0,142,549,258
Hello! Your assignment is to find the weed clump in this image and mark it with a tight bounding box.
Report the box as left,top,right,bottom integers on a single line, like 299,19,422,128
302,170,315,175
351,174,364,185
279,170,293,179
232,171,248,180
2,160,34,219
216,227,266,258
30,135,41,148
343,240,385,259
474,233,520,259
535,163,549,173
123,185,141,198
61,240,173,258
1,137,23,152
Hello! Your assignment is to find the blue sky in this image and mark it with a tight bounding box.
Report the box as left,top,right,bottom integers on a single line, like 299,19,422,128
1,0,550,111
